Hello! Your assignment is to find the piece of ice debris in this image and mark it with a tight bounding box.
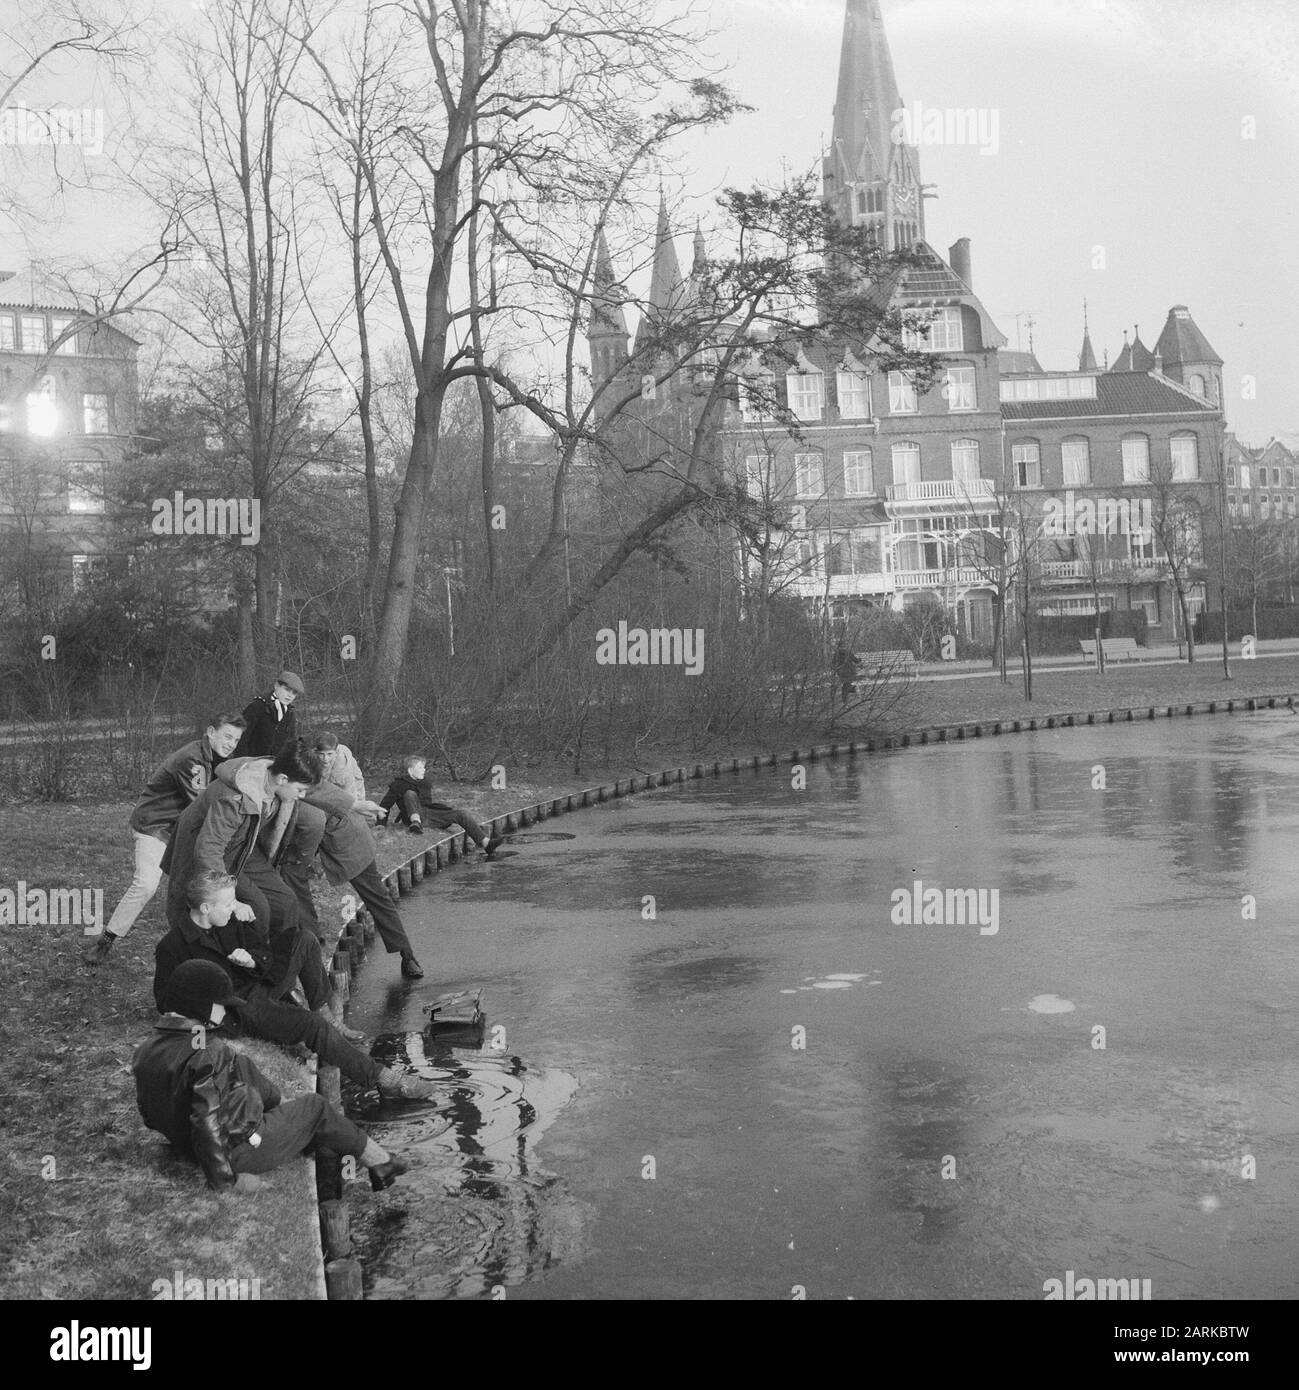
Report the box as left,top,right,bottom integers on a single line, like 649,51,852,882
1027,994,1075,1014
824,973,867,982
812,981,853,989
779,989,798,994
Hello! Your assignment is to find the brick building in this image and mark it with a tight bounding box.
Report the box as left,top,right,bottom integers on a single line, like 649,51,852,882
0,270,139,594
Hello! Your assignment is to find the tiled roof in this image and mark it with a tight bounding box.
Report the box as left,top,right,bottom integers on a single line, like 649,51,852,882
1154,305,1222,367
1001,372,1221,420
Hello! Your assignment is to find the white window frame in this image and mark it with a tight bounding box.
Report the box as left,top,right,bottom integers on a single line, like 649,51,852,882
950,438,980,487
1170,434,1199,481
1239,464,1251,490
0,312,14,351
67,460,104,514
1188,373,1206,397
835,369,871,419
51,315,77,355
891,441,921,487
1121,434,1150,483
945,365,975,412
21,313,48,353
888,371,917,414
842,450,873,497
794,452,824,499
1061,437,1091,486
904,306,962,353
82,393,111,435
739,373,775,423
786,369,825,422
1012,441,1041,489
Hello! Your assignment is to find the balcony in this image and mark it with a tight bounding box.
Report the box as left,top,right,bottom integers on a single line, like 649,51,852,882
891,567,991,589
788,572,892,598
887,479,996,505
1041,558,1172,582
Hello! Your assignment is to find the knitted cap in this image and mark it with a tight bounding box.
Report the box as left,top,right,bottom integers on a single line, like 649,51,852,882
163,960,236,1022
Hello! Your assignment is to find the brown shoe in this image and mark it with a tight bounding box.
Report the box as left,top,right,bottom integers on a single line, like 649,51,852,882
377,1068,437,1101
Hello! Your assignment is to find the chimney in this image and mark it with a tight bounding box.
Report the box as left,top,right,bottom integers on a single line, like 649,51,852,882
949,237,972,288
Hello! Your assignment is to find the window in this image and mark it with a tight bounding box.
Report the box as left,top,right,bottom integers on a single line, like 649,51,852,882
82,393,110,434
1188,373,1206,397
999,375,1098,402
1137,597,1159,627
1288,468,1295,489
739,373,775,422
857,191,867,214
1121,434,1150,483
1062,437,1091,486
891,441,921,487
26,376,57,436
1170,434,1199,481
903,306,963,353
836,369,871,418
1228,496,1238,515
1275,468,1284,487
1129,529,1157,566
51,316,77,355
1289,497,1296,517
1012,440,1041,489
744,455,765,498
950,438,980,487
1226,466,1236,486
21,314,48,352
786,369,824,422
67,460,103,514
843,450,873,496
794,453,824,498
1240,496,1251,516
1240,464,1251,490
945,366,975,411
0,313,13,351
888,371,917,413
1259,495,1270,518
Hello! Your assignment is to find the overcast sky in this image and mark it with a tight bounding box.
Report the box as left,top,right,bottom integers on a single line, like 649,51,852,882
5,0,1295,444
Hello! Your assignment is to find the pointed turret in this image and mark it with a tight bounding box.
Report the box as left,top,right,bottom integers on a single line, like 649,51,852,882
634,192,686,354
1078,301,1097,371
1153,304,1223,402
1112,331,1133,373
587,228,629,388
1130,326,1154,372
822,0,924,251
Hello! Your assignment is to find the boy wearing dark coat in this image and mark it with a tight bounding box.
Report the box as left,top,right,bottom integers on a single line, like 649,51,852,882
161,744,332,1015
84,713,246,965
287,782,425,979
153,872,437,1099
379,755,503,856
232,670,304,759
132,958,411,1192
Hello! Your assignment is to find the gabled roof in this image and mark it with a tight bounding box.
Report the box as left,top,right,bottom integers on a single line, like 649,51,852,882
1154,305,1222,367
1002,372,1222,420
861,241,1007,348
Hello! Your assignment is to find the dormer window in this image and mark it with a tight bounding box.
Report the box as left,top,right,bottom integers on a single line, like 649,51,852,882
1188,372,1206,397
903,306,962,353
836,355,871,418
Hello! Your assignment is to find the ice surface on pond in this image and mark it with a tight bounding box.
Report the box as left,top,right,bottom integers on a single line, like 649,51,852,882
1026,994,1075,1013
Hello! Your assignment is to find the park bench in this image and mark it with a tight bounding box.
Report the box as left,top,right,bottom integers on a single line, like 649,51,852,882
856,649,918,679
1079,637,1145,663
1102,637,1145,662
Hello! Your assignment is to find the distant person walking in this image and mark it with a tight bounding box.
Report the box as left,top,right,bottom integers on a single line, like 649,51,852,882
84,714,247,965
832,644,859,703
233,670,304,759
379,755,503,856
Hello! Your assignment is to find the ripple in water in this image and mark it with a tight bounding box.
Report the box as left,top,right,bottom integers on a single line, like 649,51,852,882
349,1031,587,1299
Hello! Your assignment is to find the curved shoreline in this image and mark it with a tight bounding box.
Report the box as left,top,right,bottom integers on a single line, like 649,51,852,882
312,689,1298,1296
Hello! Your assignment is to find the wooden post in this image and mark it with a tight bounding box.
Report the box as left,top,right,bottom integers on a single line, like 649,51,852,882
319,1200,352,1261
360,910,375,944
330,971,350,1003
411,856,424,883
397,864,412,894
324,1258,363,1301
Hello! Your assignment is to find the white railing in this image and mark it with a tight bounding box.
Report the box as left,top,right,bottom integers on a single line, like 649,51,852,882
1041,558,1171,580
788,572,892,597
891,567,990,588
887,480,996,503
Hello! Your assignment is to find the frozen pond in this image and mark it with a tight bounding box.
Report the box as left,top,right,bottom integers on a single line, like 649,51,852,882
345,712,1299,1299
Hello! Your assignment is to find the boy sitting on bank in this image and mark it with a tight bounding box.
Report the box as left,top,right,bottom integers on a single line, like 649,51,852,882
132,959,409,1193
379,754,504,856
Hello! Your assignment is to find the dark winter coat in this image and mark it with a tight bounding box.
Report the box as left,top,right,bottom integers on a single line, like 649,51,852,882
129,735,219,840
301,783,378,885
232,693,297,760
379,773,455,818
160,757,302,915
132,1015,281,1190
153,911,278,1012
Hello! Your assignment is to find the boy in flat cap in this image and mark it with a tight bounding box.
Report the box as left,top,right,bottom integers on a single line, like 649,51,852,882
233,671,304,759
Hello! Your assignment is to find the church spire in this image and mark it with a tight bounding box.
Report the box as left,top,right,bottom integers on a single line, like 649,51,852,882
822,0,924,250
634,190,685,353
1078,299,1097,371
587,227,629,388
